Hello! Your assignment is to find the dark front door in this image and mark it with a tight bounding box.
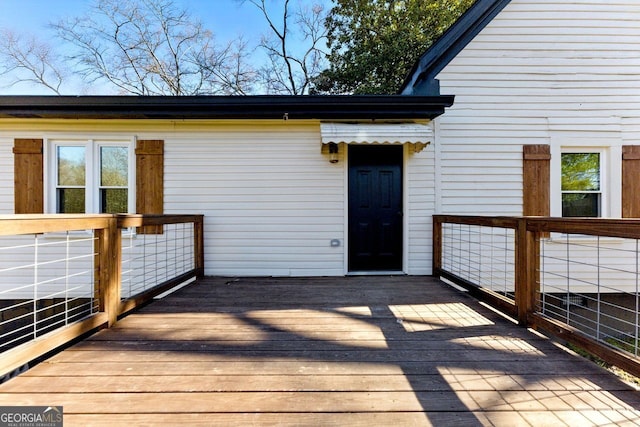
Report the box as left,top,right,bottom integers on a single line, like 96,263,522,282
348,145,403,272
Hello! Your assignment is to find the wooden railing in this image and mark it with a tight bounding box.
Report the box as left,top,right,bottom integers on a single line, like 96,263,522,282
0,214,204,379
434,215,640,378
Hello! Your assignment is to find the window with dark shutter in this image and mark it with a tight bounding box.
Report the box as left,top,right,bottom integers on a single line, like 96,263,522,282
561,152,601,217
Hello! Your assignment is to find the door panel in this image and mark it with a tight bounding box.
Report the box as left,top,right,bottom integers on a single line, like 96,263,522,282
348,145,403,271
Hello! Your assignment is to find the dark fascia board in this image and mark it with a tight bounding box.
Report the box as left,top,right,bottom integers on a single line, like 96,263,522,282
0,95,454,121
400,0,511,95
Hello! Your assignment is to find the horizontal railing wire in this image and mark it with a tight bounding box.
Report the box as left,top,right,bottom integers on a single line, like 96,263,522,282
0,214,202,364
441,222,516,301
120,222,196,300
436,215,640,368
539,233,640,358
0,231,99,353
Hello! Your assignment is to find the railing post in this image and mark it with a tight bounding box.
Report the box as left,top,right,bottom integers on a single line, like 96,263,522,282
96,217,122,327
515,218,538,326
194,215,205,278
432,215,442,276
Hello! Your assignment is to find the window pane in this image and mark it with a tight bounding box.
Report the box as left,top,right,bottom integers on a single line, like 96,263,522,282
57,189,85,213
100,189,128,213
562,193,600,217
57,146,85,186
561,153,600,191
101,146,128,186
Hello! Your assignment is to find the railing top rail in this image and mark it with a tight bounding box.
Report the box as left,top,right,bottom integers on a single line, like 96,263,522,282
116,214,204,228
0,214,204,236
433,215,520,229
0,214,115,235
435,214,640,240
525,217,640,239
0,214,113,220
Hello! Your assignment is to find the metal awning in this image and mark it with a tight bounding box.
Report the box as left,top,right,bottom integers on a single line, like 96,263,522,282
320,123,432,153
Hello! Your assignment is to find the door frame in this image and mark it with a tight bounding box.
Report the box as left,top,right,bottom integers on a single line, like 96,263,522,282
343,144,408,275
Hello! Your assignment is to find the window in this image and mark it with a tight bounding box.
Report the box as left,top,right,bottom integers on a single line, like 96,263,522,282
99,146,129,213
50,140,133,214
56,145,86,213
561,152,601,217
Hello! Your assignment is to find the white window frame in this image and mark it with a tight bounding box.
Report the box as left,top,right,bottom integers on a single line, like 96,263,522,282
46,138,135,214
551,138,622,219
559,148,605,218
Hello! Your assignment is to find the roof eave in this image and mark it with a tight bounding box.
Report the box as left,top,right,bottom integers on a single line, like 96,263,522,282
0,95,455,121
399,0,512,95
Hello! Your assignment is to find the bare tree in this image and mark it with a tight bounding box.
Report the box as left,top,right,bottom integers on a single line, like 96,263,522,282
0,29,66,95
246,0,328,95
199,36,257,96
0,0,327,96
51,0,255,95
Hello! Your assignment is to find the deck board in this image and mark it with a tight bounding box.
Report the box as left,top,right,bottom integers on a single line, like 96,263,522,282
1,275,640,426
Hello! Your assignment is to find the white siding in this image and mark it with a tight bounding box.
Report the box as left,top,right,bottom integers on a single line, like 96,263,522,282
0,138,13,214
435,0,640,292
406,145,436,275
0,121,435,277
435,0,640,216
158,124,346,277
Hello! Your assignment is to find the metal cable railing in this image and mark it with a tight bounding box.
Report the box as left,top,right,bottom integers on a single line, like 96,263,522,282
121,222,196,299
0,214,204,379
441,222,516,300
434,215,640,378
0,228,99,353
540,233,640,357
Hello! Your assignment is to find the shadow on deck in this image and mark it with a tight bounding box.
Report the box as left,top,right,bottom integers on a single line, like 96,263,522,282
1,276,639,426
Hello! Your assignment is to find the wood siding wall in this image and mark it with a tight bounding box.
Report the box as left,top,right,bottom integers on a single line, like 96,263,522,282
407,145,436,275
435,0,640,216
163,128,434,276
0,122,435,277
162,125,346,276
0,137,14,213
434,0,640,292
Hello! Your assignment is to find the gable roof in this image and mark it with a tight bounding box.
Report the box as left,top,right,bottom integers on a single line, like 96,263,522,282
0,95,454,121
400,0,511,95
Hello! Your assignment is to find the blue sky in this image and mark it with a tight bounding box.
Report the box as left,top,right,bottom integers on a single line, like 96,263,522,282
0,0,332,94
0,0,274,43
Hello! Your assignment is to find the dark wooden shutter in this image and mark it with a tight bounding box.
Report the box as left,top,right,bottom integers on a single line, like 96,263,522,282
522,144,550,217
136,140,164,234
622,145,640,218
13,139,44,214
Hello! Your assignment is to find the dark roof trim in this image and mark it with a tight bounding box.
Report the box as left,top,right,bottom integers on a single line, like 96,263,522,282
0,95,454,120
400,0,511,95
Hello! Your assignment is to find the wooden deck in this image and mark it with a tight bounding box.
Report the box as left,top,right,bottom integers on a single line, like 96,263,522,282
1,276,639,426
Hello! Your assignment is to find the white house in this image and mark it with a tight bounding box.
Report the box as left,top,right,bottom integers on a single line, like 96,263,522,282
403,0,640,220
0,96,452,278
400,0,640,340
1,0,639,281
399,0,640,298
